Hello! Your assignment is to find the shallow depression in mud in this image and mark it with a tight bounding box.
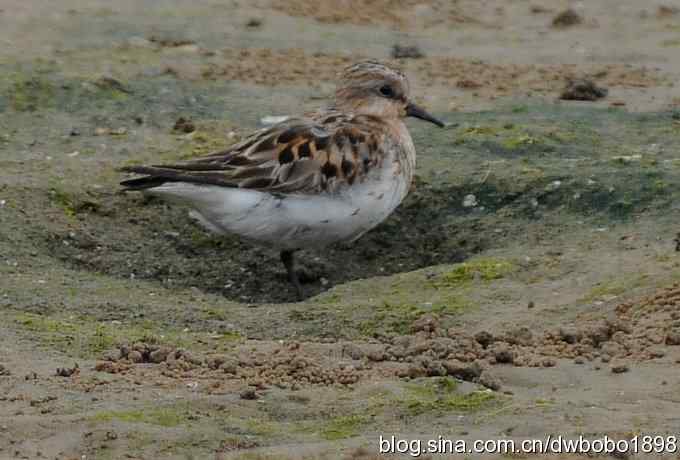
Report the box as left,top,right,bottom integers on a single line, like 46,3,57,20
45,180,481,303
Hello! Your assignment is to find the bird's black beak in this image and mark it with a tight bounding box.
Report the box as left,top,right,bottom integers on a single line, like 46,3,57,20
406,102,445,127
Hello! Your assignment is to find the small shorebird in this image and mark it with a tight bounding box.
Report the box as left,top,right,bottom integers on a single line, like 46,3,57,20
120,61,444,299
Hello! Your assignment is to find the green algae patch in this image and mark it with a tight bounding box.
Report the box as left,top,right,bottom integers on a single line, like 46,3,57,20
356,297,471,337
14,312,115,355
320,414,370,440
582,274,652,302
435,258,515,288
174,120,241,159
430,294,471,315
47,181,113,219
397,378,499,416
344,270,478,338
460,125,500,137
403,390,497,415
501,133,540,150
8,75,56,112
453,122,568,156
92,406,188,427
357,301,423,336
48,186,78,217
244,419,280,437
10,311,193,358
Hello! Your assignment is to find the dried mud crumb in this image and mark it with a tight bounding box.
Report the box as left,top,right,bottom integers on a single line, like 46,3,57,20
239,388,259,400
560,79,608,101
55,364,79,377
94,76,131,94
92,283,680,388
490,343,514,364
552,9,583,28
611,362,630,374
342,343,365,360
474,330,494,348
657,5,679,18
541,358,556,368
218,437,260,452
149,347,172,363
94,361,130,374
411,313,440,333
479,371,502,391
665,331,680,345
173,117,196,133
530,5,552,14
391,44,424,59
245,18,263,28
148,36,196,48
366,346,388,362
443,359,483,381
457,79,482,90
559,327,581,344
29,396,57,407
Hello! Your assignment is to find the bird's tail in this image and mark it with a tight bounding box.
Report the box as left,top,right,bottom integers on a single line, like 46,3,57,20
119,166,182,191
119,165,235,191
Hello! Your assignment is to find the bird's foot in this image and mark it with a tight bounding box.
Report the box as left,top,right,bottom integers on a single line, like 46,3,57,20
280,250,304,301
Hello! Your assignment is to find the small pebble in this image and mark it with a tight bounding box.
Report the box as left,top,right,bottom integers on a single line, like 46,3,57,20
611,363,629,374
240,388,259,400
462,194,478,208
391,44,425,59
246,18,262,28
110,127,127,135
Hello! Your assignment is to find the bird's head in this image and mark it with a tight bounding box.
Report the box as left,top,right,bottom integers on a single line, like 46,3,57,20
335,60,444,127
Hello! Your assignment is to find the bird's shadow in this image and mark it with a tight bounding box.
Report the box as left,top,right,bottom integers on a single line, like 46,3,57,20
46,182,483,303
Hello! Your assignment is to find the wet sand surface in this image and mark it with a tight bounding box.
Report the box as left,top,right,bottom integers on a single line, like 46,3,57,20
2,1,680,459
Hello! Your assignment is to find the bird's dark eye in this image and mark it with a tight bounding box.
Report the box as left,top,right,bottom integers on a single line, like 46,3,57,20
379,85,395,98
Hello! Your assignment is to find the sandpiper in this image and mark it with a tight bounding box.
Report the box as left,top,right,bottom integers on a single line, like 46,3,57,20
120,60,444,299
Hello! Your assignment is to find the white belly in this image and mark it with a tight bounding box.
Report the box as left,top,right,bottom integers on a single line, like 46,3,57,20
148,164,410,250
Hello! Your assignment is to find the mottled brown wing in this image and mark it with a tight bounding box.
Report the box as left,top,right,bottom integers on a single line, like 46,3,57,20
120,114,388,194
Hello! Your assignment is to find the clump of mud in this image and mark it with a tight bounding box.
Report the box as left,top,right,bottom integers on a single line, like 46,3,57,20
560,78,608,101
358,282,680,380
391,44,425,59
503,283,680,365
97,341,362,388
384,282,680,376
94,283,680,391
551,9,583,27
55,364,79,377
657,5,680,18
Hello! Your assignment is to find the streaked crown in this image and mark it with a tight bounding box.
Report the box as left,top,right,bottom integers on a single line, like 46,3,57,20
335,60,410,103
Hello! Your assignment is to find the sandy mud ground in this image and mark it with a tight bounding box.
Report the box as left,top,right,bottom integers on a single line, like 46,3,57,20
2,0,680,458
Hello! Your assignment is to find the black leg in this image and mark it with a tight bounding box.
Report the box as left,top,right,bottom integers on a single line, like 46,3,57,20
280,250,303,300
